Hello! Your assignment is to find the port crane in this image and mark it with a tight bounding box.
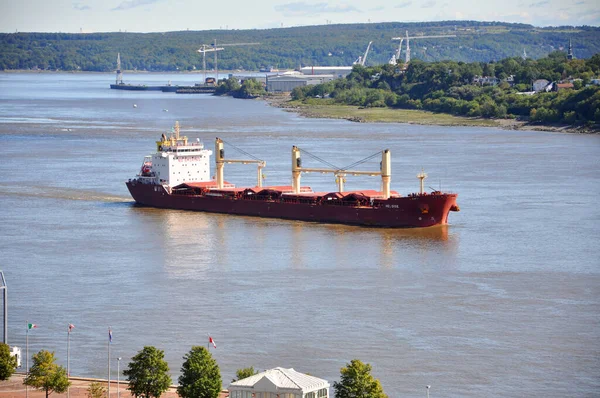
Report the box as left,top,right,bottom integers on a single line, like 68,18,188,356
197,44,224,84
391,31,456,64
353,41,373,66
197,40,260,84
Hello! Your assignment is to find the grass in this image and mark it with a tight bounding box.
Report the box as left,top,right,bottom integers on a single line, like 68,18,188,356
286,101,501,127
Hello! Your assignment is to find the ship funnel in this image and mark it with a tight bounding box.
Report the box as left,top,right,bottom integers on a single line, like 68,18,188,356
381,149,391,199
292,146,301,194
215,138,224,189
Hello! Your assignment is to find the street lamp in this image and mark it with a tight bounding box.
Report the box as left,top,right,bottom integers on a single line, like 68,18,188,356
117,357,122,398
426,385,431,398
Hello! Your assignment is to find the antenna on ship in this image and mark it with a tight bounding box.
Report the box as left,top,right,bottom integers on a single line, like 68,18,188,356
417,169,427,194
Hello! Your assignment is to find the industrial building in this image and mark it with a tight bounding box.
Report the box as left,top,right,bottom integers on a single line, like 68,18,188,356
299,66,353,77
267,74,336,93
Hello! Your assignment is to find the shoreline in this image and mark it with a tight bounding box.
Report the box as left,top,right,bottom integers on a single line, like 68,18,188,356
0,373,228,398
2,69,277,74
263,94,598,134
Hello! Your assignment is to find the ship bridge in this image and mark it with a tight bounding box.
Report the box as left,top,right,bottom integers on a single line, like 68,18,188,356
146,122,213,187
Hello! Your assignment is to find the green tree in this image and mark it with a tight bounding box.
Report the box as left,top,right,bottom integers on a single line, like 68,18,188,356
291,86,306,100
233,79,266,98
87,381,106,398
333,359,387,398
23,350,70,398
177,346,222,398
232,366,257,382
215,77,241,95
0,343,17,380
124,346,172,398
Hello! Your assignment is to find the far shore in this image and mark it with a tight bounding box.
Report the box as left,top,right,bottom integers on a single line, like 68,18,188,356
263,95,598,134
3,70,596,134
2,69,277,74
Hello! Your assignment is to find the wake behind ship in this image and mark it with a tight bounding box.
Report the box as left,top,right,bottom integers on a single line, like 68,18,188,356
126,122,459,228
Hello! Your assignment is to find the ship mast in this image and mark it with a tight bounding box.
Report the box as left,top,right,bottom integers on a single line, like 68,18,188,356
417,169,427,194
116,53,123,85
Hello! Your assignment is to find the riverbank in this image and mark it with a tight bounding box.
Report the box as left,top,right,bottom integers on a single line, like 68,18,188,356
264,95,598,134
0,374,228,398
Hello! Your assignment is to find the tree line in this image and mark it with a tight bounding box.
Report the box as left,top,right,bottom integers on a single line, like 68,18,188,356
290,51,600,125
1,21,599,72
0,342,389,398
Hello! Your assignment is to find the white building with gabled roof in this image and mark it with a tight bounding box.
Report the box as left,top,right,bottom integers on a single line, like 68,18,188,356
228,367,329,398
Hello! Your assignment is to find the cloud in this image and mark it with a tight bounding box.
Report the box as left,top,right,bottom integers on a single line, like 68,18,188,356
111,0,162,11
421,1,436,8
73,2,90,10
395,1,412,8
274,2,360,17
574,1,585,4
529,0,549,7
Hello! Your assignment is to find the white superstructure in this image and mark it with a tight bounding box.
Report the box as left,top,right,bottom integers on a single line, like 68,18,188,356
138,122,212,187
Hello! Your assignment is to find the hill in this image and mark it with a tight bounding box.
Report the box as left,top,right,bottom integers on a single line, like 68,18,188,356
1,21,599,72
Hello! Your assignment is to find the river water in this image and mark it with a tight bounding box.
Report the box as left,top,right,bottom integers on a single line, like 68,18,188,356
0,72,599,397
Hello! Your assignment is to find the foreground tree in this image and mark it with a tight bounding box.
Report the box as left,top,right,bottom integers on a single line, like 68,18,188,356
23,350,70,398
333,359,388,398
232,366,257,382
124,346,172,398
86,381,106,398
0,343,17,380
177,346,222,398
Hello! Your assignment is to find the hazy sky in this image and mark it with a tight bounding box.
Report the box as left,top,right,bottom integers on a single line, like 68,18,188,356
1,0,598,33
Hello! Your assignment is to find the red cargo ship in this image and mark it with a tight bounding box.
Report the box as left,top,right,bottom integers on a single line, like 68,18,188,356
126,122,459,228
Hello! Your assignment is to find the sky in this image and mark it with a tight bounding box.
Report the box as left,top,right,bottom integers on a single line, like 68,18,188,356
1,0,598,33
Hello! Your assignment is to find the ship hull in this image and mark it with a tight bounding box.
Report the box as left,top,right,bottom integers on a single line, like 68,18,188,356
126,181,458,228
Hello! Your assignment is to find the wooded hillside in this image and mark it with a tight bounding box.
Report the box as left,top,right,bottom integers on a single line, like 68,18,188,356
1,21,599,72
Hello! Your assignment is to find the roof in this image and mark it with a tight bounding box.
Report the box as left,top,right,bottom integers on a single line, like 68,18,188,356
229,368,329,393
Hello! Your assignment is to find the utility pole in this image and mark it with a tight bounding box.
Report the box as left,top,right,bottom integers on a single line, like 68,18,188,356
0,271,6,345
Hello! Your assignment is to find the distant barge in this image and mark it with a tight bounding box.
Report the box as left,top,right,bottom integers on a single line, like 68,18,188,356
126,122,460,228
109,53,215,93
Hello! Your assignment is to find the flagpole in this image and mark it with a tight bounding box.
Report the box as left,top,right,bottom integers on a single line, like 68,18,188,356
67,325,71,398
108,327,111,398
25,321,28,398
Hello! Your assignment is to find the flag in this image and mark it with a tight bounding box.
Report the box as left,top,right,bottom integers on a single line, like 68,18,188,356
68,324,75,333
28,323,37,330
109,329,113,343
209,336,216,348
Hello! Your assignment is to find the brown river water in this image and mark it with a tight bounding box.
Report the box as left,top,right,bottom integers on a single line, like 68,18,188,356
0,73,599,397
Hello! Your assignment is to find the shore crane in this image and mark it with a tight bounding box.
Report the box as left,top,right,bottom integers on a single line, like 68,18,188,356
197,40,260,84
354,41,373,66
197,44,224,84
392,31,456,64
